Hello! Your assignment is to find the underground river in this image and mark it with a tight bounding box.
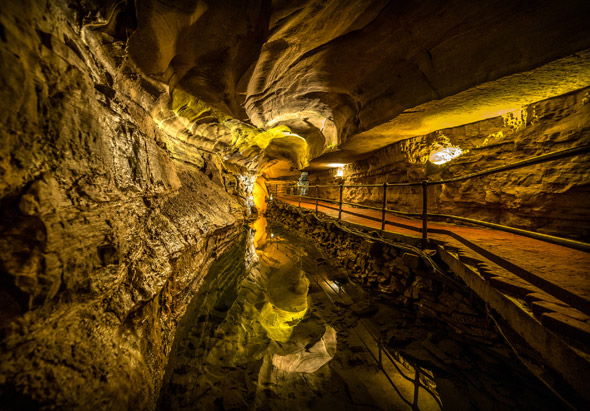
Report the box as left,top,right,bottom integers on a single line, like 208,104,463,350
157,214,567,410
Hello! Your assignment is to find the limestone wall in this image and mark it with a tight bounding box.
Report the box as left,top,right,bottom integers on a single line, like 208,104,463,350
309,88,590,241
0,1,248,408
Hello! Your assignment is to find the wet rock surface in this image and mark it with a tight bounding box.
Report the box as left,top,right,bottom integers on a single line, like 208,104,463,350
1,0,589,409
0,1,251,408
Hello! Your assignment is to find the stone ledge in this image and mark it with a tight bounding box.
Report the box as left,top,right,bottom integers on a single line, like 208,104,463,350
531,300,590,323
541,312,590,345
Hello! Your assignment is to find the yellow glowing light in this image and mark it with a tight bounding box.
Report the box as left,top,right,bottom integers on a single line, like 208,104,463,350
429,145,463,165
259,302,307,342
336,167,344,177
327,163,346,168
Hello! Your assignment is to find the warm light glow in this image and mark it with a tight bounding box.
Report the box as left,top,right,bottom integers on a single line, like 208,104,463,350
429,145,463,165
260,302,307,342
336,167,344,177
327,163,346,168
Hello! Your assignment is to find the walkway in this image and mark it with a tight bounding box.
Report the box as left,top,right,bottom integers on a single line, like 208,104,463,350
277,195,590,347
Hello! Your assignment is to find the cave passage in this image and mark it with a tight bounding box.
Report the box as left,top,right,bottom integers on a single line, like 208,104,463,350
157,215,566,411
2,1,590,408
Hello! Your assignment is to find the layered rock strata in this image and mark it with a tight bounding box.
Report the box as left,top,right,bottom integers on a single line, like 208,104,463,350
0,1,251,408
127,0,590,153
308,87,590,240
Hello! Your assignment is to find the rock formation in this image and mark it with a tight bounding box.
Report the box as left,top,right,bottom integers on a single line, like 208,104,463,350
0,1,252,408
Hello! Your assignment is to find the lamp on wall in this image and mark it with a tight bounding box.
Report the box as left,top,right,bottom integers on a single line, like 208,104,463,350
327,163,346,179
429,145,463,165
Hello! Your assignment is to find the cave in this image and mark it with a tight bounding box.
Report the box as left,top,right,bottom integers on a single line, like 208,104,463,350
1,0,589,410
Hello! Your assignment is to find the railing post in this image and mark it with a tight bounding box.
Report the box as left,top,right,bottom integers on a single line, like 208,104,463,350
412,367,421,410
315,185,319,212
338,183,343,220
381,182,387,231
421,180,428,249
378,335,383,370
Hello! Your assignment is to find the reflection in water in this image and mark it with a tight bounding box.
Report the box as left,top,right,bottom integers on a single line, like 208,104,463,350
160,211,569,410
253,215,336,373
159,214,441,410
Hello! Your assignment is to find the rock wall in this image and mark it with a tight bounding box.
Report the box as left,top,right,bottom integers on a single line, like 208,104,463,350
308,88,590,241
0,1,250,408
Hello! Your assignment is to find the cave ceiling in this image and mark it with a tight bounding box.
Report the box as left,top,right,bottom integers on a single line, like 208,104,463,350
119,0,590,172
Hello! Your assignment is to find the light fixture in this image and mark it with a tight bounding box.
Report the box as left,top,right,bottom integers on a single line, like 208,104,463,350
429,145,463,165
336,167,344,177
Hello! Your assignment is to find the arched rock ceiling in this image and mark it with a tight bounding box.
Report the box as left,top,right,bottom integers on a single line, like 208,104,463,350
127,0,590,171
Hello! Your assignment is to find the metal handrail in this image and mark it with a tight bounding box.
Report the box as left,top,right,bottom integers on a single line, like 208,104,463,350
268,232,440,409
269,144,590,252
432,144,590,185
317,266,441,410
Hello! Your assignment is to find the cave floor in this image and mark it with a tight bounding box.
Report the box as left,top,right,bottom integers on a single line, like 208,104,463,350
278,195,590,346
158,215,568,410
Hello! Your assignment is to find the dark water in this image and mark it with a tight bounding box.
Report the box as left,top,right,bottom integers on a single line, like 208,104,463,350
157,215,567,410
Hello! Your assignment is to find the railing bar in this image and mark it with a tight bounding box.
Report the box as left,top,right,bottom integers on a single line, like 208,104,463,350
341,209,383,224
359,322,417,382
421,180,428,249
358,321,442,407
433,227,590,315
340,201,382,211
320,204,340,212
352,328,415,408
384,219,423,234
429,213,590,252
413,368,420,410
270,144,589,190
338,184,343,220
387,182,423,187
282,196,422,217
315,185,319,212
381,182,387,231
280,195,588,252
386,209,423,217
432,145,590,185
341,184,383,188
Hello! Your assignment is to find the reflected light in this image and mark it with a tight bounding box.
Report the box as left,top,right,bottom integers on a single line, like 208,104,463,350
327,163,346,168
429,145,463,165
